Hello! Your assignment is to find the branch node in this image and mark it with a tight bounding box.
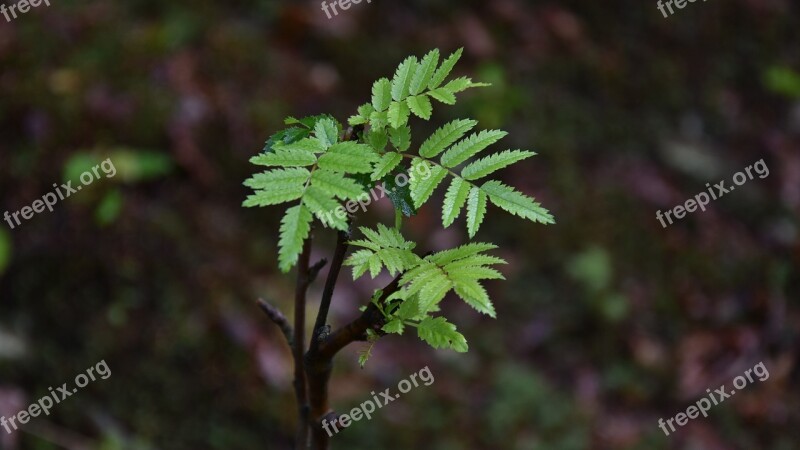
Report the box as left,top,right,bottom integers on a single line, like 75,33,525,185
308,258,328,284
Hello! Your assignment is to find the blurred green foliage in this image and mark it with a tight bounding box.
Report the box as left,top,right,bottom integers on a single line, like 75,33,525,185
763,66,800,99
0,229,11,275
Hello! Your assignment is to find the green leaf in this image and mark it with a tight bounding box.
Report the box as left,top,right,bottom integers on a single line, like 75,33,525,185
417,272,453,313
466,186,487,237
349,239,381,251
358,330,379,368
400,263,451,313
358,347,372,368
389,126,411,152
376,248,404,275
349,115,368,126
286,114,337,130
428,88,456,105
242,169,309,208
443,254,507,271
383,319,405,335
453,279,496,318
366,129,389,153
429,48,463,90
427,243,498,265
277,204,313,272
360,223,415,249
345,225,423,279
461,150,536,180
410,49,440,95
317,142,377,173
349,104,374,126
383,170,417,216
302,185,340,213
314,117,339,149
399,260,436,287
480,180,555,224
345,249,375,279
440,130,508,168
367,253,383,278
279,138,326,154
243,167,310,190
394,295,421,321
444,76,490,93
303,186,348,230
251,141,319,167
385,248,422,273
249,151,309,168
417,317,468,352
400,260,434,286
388,101,411,128
346,247,419,279
407,95,433,120
419,119,478,158
409,159,448,209
391,56,418,101
371,78,392,112
448,265,505,281
371,152,403,181
369,110,389,130
441,177,471,227
263,127,310,153
310,169,366,200
394,241,506,321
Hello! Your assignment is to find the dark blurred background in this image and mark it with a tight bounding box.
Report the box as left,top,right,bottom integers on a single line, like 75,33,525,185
0,0,798,449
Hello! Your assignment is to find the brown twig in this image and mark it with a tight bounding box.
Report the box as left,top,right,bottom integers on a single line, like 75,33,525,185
305,275,402,450
310,230,350,352
293,237,313,449
257,298,294,350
